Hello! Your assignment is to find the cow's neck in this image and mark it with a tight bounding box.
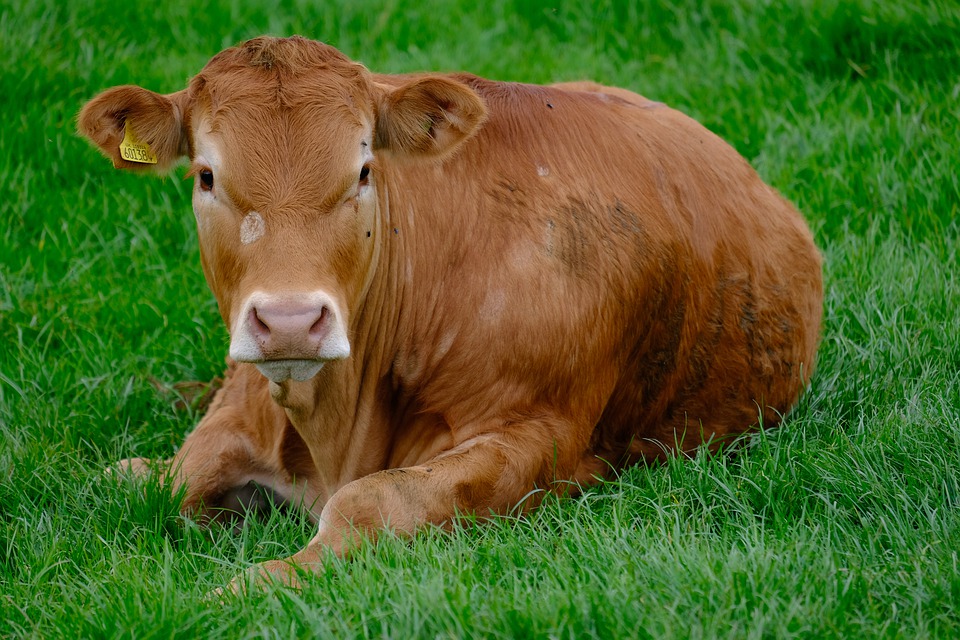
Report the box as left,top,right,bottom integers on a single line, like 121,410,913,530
269,176,412,503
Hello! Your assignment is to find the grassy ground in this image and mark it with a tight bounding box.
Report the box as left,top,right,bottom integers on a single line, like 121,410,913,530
2,0,959,637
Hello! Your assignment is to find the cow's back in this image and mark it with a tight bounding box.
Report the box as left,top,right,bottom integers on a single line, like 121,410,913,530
378,74,822,473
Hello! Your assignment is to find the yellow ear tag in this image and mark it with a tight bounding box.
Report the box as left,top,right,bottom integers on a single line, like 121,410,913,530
119,122,158,164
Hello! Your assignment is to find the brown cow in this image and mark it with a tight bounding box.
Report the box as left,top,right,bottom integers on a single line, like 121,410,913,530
78,36,822,588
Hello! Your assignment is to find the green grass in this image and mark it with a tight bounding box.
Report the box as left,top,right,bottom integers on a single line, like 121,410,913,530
2,0,959,637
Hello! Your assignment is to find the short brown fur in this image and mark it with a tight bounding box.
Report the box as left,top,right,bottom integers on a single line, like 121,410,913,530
79,36,822,589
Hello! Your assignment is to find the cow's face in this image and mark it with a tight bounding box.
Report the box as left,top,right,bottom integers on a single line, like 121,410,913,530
79,37,486,383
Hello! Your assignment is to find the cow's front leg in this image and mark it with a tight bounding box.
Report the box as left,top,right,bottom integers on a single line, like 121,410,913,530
236,424,585,589
109,411,286,521
162,410,277,518
112,363,317,522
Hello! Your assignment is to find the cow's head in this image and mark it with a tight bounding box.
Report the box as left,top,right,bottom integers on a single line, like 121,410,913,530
79,37,486,383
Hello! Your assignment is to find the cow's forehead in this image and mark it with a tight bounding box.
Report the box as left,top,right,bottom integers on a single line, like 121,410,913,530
186,41,374,210
193,84,370,163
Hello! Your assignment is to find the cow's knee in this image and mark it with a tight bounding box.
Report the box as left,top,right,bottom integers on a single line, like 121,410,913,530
314,472,433,551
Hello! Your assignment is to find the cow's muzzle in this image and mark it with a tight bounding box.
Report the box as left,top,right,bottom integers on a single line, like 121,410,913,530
229,291,351,382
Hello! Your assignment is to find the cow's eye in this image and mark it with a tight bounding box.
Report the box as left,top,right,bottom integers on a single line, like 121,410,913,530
358,165,370,186
199,169,214,191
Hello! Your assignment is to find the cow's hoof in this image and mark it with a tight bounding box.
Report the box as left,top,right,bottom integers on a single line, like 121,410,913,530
104,457,154,479
219,559,304,597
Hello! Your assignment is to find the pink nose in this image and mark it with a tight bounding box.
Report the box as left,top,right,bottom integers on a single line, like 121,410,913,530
247,301,330,359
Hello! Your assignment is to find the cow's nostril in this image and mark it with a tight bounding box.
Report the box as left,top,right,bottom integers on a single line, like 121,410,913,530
250,306,271,336
309,307,329,337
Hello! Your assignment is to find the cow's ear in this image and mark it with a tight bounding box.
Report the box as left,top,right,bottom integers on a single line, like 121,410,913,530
77,86,189,172
375,77,487,159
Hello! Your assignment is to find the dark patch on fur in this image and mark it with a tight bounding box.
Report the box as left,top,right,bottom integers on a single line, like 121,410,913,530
632,253,687,408
607,200,645,236
559,204,590,276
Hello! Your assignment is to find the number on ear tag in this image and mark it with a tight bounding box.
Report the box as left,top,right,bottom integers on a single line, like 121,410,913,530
119,122,158,164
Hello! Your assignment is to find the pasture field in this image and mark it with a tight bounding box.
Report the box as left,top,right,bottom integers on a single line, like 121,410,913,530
2,0,959,637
